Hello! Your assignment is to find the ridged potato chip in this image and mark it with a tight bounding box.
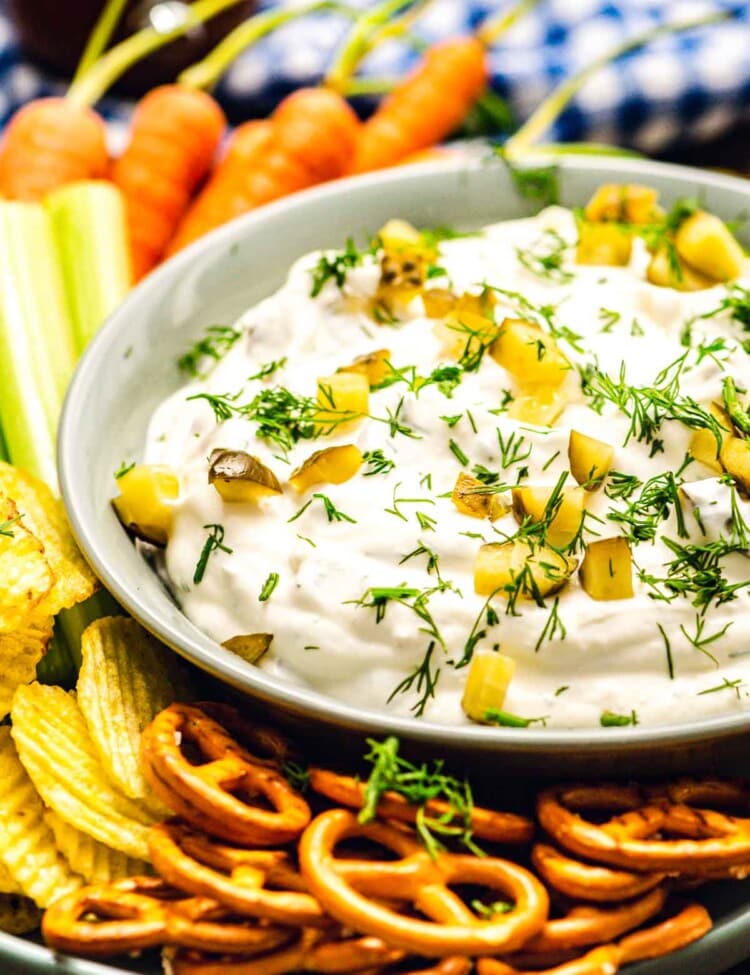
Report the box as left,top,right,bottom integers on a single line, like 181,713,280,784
43,811,149,885
11,684,158,861
0,462,98,617
0,616,53,720
0,727,82,907
0,497,53,633
0,895,43,935
0,860,21,895
78,617,175,803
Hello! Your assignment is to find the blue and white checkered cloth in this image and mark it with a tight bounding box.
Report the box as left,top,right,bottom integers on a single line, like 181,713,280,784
0,0,748,153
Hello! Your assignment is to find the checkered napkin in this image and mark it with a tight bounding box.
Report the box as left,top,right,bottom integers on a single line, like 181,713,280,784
0,0,748,153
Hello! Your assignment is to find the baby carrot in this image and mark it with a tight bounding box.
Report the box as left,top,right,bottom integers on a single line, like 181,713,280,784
111,85,226,279
347,36,487,174
167,88,360,254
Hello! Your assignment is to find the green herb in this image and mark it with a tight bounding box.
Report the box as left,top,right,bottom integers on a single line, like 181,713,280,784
248,357,287,381
657,623,674,679
600,709,638,727
114,460,135,479
700,284,750,340
497,429,532,469
258,571,279,601
187,390,243,422
679,613,731,665
194,524,232,584
471,899,513,918
178,324,241,377
449,439,470,466
630,318,645,338
604,471,642,502
555,685,569,696
484,708,548,727
501,155,560,208
362,448,395,476
722,376,750,436
639,537,750,610
310,237,367,297
489,286,585,354
388,640,441,718
288,493,356,524
534,596,566,651
606,471,686,542
282,761,309,791
515,229,572,284
399,541,443,581
697,676,744,698
598,308,621,333
695,337,730,367
441,414,463,428
384,483,436,524
0,515,21,538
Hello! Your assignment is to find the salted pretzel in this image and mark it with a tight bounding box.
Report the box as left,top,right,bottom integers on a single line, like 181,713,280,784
309,768,534,845
537,784,750,873
141,704,311,845
166,927,404,975
196,702,294,768
617,901,712,963
299,809,548,956
530,845,664,903
41,876,293,958
150,821,327,927
476,945,622,975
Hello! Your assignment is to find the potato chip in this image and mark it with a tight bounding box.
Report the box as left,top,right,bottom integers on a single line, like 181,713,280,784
0,895,43,935
0,861,21,896
11,684,157,861
43,811,149,885
0,462,98,618
0,727,82,907
0,497,54,633
0,616,54,720
78,617,175,803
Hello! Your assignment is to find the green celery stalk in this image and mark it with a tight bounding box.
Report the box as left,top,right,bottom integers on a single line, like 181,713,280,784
47,181,132,354
0,202,77,487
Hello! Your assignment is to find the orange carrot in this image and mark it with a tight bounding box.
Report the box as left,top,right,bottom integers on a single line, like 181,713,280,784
167,87,360,254
0,98,108,201
111,85,226,280
347,36,487,174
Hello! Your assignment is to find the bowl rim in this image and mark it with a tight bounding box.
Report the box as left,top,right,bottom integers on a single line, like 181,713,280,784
59,153,750,754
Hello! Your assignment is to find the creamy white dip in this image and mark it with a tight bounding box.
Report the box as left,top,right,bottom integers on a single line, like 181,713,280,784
144,206,750,728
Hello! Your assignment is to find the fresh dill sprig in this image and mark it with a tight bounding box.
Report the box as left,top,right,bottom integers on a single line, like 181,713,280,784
484,708,548,727
114,460,135,480
600,709,638,727
362,449,395,476
310,238,369,297
606,471,687,543
0,515,21,538
248,357,287,382
534,596,566,651
515,229,573,284
178,324,241,377
697,676,744,698
258,571,280,601
288,493,356,525
194,524,232,584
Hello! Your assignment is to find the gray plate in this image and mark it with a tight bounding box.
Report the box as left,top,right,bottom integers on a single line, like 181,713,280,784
57,155,750,776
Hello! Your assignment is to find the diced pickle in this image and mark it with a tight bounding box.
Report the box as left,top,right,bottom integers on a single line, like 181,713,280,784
511,485,585,548
584,184,661,225
377,219,425,253
508,388,567,427
646,246,713,292
289,445,363,493
316,373,369,433
337,349,392,387
433,309,498,361
208,449,282,503
568,430,614,490
575,222,632,266
474,540,576,598
720,436,750,494
451,473,509,521
461,650,516,723
112,464,179,547
423,288,458,319
221,633,273,664
490,318,570,388
579,537,634,601
675,211,745,283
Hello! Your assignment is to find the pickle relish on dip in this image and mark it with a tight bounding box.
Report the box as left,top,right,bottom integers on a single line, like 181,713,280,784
113,184,750,729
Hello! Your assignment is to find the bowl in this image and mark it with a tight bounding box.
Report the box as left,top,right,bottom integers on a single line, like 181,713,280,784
58,155,750,776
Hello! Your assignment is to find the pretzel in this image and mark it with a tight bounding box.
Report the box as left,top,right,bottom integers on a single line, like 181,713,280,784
166,927,404,975
537,785,750,873
646,778,750,811
617,901,712,963
517,886,665,955
309,769,533,845
196,702,294,768
530,845,664,902
150,821,328,927
476,945,622,975
41,876,292,958
299,809,548,956
141,704,311,845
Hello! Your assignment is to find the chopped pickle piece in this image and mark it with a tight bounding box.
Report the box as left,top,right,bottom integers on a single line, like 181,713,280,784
461,650,516,723
568,431,614,490
451,473,509,521
289,445,363,493
689,405,730,474
508,388,567,427
720,436,750,493
337,349,392,387
221,633,273,664
423,288,458,319
511,485,585,548
575,222,632,266
579,537,634,601
377,219,424,252
584,183,660,224
208,449,282,503
112,465,179,546
316,373,369,433
490,318,570,388
675,211,745,283
646,246,713,292
433,308,498,360
474,540,576,598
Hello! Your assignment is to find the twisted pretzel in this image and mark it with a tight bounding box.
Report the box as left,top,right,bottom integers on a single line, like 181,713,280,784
141,704,310,845
617,901,712,963
309,769,533,845
166,928,404,975
476,946,622,975
538,785,750,873
530,845,664,902
196,702,294,768
150,821,327,927
646,779,750,811
41,876,292,958
299,809,548,956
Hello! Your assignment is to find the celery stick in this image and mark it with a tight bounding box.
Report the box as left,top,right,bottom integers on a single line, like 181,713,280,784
47,181,132,354
0,202,77,486
0,425,7,463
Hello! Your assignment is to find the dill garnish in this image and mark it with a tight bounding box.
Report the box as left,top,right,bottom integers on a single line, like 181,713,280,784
194,524,232,584
258,571,280,601
178,324,241,377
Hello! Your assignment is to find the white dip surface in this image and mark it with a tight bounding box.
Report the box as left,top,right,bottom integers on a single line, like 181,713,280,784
144,207,750,728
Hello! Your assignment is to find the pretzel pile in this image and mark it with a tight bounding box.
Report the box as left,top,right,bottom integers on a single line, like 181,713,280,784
41,703,734,974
